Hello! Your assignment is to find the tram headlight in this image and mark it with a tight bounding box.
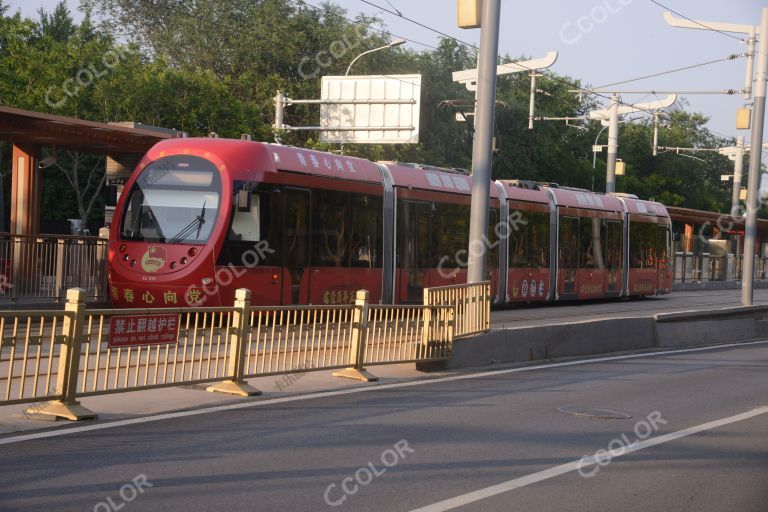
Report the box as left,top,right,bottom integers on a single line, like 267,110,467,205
202,277,212,285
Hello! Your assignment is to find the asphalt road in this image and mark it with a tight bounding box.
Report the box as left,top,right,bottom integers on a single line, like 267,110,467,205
491,288,768,328
2,340,768,511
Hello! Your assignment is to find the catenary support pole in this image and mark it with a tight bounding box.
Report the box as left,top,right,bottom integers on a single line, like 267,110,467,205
731,136,745,217
742,7,768,306
528,71,537,130
605,94,620,193
745,26,756,101
467,0,501,284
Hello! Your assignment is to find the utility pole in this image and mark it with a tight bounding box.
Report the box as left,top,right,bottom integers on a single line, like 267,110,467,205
662,8,767,305
587,94,676,193
744,26,756,101
606,94,620,193
742,7,768,306
528,72,536,130
466,0,501,284
731,136,745,217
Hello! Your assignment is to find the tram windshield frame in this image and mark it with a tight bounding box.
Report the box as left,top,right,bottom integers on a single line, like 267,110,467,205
120,155,222,245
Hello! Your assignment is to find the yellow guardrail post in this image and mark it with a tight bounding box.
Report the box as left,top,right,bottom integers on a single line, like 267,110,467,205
207,288,261,396
333,289,378,382
421,288,433,348
26,288,97,420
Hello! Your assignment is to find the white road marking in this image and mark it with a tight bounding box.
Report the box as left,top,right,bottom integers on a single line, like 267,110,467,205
408,405,768,512
1,339,768,446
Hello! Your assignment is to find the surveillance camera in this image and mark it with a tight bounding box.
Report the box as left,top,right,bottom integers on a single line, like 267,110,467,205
38,156,57,169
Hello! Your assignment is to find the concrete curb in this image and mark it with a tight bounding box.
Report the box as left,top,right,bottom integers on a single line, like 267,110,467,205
427,305,768,370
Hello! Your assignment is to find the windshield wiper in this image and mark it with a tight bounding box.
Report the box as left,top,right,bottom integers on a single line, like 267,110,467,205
167,202,207,245
195,202,207,239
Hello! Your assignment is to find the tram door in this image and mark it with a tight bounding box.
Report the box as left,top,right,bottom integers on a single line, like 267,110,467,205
558,216,578,295
605,220,623,293
397,200,431,303
284,188,311,304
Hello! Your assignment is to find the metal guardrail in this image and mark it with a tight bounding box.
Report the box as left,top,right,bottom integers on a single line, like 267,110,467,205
0,234,108,303
0,287,461,420
423,281,491,338
673,252,768,283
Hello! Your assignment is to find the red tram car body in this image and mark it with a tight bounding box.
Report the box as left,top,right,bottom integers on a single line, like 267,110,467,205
108,138,672,308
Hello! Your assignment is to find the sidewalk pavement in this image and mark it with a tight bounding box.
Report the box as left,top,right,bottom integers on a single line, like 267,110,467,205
0,364,444,436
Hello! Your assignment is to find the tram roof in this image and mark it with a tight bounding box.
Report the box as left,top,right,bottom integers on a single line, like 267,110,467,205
545,186,625,212
265,143,384,184
497,181,551,205
383,163,500,198
621,196,670,218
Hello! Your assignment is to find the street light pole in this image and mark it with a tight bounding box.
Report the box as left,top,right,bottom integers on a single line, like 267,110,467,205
742,7,768,306
467,0,501,284
345,39,406,76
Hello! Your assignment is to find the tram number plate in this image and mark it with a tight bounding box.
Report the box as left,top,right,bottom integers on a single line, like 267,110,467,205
108,314,179,348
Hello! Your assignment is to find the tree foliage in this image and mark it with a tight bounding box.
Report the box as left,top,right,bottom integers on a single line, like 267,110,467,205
0,0,754,227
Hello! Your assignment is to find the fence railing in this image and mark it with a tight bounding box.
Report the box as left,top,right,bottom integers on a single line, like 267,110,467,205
423,281,491,338
1,287,460,420
673,252,768,283
0,234,108,303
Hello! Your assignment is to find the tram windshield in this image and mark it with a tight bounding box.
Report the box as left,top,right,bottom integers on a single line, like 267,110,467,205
120,155,222,244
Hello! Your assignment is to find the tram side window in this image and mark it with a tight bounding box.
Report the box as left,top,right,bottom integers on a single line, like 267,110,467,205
487,208,500,269
349,194,382,268
397,201,431,269
313,190,349,267
432,202,470,268
558,216,579,269
630,221,664,269
312,191,383,268
605,221,623,270
218,188,281,267
580,217,606,269
657,225,670,266
511,211,549,268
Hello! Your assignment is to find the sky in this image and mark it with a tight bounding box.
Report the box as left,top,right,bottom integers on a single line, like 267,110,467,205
7,0,767,144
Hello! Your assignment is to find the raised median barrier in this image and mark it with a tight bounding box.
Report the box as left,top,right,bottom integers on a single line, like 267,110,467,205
437,304,768,370
0,282,492,420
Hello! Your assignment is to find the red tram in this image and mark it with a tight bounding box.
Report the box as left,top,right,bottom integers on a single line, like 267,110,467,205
108,138,672,308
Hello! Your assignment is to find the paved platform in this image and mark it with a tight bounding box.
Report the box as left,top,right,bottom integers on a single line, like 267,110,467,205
490,288,768,329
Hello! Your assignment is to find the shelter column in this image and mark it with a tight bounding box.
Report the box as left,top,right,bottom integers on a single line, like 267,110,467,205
10,144,41,236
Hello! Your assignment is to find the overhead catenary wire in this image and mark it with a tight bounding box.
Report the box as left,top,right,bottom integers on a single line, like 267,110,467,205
354,0,736,118
592,54,745,89
646,0,747,42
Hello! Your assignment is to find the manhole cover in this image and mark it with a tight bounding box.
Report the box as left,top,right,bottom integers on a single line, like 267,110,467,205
557,406,632,420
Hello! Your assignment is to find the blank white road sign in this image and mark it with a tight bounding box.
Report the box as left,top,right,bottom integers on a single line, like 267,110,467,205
320,75,421,144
